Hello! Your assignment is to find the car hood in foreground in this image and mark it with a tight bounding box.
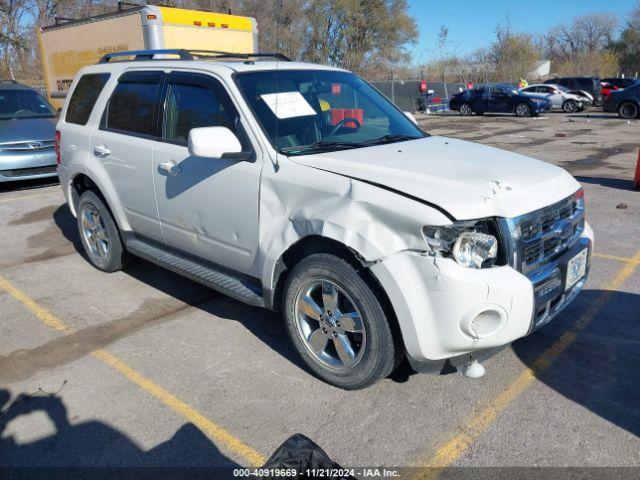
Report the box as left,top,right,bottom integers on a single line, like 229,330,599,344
0,117,57,144
291,136,580,220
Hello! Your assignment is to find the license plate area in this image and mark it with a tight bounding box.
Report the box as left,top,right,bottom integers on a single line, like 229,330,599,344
566,248,588,291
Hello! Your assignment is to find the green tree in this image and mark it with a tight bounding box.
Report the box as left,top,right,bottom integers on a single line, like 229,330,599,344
489,21,539,81
609,1,640,76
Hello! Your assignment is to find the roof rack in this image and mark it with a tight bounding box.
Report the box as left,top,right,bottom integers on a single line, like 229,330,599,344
98,49,292,64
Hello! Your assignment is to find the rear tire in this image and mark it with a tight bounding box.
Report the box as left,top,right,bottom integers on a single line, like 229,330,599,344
618,101,639,120
282,253,398,389
515,103,531,117
459,102,473,116
77,191,130,272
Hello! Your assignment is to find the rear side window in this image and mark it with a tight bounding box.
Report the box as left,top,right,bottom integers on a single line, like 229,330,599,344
103,71,163,137
65,73,110,125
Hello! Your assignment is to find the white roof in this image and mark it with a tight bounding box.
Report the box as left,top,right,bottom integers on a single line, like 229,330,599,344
79,59,346,75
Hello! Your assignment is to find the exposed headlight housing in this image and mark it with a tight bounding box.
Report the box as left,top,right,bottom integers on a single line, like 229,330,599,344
422,220,500,268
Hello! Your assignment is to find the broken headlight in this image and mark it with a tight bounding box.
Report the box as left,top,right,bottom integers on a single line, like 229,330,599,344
422,220,499,269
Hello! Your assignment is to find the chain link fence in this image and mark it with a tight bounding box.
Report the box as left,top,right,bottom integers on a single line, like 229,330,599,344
371,80,518,113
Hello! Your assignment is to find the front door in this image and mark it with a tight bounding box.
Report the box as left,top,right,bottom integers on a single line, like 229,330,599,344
152,71,261,275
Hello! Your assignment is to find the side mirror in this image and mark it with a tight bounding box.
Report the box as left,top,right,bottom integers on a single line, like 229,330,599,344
188,126,243,159
403,111,418,124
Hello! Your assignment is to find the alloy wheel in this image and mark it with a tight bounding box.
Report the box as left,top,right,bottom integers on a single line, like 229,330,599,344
294,279,366,371
516,104,530,117
80,203,110,261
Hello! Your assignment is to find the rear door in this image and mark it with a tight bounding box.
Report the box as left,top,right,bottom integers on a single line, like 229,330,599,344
469,88,486,111
152,70,261,274
489,87,511,112
91,70,164,242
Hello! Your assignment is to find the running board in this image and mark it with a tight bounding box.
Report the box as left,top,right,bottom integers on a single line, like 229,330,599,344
125,238,265,308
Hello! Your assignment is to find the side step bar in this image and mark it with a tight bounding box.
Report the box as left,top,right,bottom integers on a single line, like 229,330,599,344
125,238,265,308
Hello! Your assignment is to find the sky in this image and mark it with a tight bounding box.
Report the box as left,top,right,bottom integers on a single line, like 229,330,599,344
407,0,638,63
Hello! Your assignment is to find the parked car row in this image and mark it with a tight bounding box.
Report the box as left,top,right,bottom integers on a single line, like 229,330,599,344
449,85,553,117
449,77,639,119
0,80,58,183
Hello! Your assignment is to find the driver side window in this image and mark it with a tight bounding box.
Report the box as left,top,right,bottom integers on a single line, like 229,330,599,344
162,72,250,150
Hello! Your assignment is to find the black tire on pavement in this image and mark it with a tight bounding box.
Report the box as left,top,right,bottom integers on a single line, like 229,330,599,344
563,99,578,113
282,253,400,389
76,190,131,272
515,103,531,117
459,102,473,116
618,101,639,120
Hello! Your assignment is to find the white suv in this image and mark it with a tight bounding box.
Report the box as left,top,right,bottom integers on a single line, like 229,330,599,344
57,50,593,389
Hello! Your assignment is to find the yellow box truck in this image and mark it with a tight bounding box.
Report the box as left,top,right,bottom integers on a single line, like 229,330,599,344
39,4,258,107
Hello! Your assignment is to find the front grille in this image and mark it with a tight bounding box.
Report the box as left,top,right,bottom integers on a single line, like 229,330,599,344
511,193,585,275
0,165,57,178
0,140,55,152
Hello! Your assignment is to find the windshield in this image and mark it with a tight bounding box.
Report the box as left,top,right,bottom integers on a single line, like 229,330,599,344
234,69,426,155
557,85,570,93
0,89,57,120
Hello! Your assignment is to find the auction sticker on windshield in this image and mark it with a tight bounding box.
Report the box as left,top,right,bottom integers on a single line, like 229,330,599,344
566,248,588,291
260,91,317,119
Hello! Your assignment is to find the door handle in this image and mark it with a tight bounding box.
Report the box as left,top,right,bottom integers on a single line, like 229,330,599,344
158,160,182,176
93,145,111,157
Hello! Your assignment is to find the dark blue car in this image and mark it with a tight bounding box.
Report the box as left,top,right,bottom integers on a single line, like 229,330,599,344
603,82,640,119
449,84,552,117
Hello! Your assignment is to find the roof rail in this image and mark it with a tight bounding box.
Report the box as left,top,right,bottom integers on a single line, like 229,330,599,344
98,49,291,64
0,79,19,84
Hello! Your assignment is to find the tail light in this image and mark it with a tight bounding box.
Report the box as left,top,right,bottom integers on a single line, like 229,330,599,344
54,130,61,165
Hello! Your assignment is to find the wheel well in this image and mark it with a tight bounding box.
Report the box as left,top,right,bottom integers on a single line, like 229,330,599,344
71,174,102,209
269,236,403,356
70,173,119,227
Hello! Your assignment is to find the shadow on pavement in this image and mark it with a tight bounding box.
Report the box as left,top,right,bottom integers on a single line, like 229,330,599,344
50,204,303,371
512,288,640,438
0,177,59,194
0,389,240,478
574,175,638,192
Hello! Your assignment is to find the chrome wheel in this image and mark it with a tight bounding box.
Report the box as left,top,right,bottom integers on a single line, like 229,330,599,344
563,100,577,113
294,279,366,371
515,103,530,117
80,203,109,260
459,103,472,116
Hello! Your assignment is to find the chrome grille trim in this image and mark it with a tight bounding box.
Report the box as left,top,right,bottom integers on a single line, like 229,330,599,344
0,165,57,177
499,193,585,275
0,140,55,152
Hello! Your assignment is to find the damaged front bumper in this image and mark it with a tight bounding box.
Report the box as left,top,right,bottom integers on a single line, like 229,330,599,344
370,224,593,363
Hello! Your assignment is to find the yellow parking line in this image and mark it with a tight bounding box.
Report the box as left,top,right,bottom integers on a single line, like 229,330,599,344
0,273,266,467
0,275,68,332
413,248,640,477
593,252,640,265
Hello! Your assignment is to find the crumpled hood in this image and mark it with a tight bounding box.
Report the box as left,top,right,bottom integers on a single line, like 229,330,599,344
291,136,580,220
0,117,57,144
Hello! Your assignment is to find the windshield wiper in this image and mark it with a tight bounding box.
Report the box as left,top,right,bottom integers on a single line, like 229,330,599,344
280,140,362,155
361,134,422,146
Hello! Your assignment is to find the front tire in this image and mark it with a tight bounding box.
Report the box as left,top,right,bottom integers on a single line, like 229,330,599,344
77,190,130,272
515,103,531,117
283,253,398,389
618,101,639,119
563,99,578,113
